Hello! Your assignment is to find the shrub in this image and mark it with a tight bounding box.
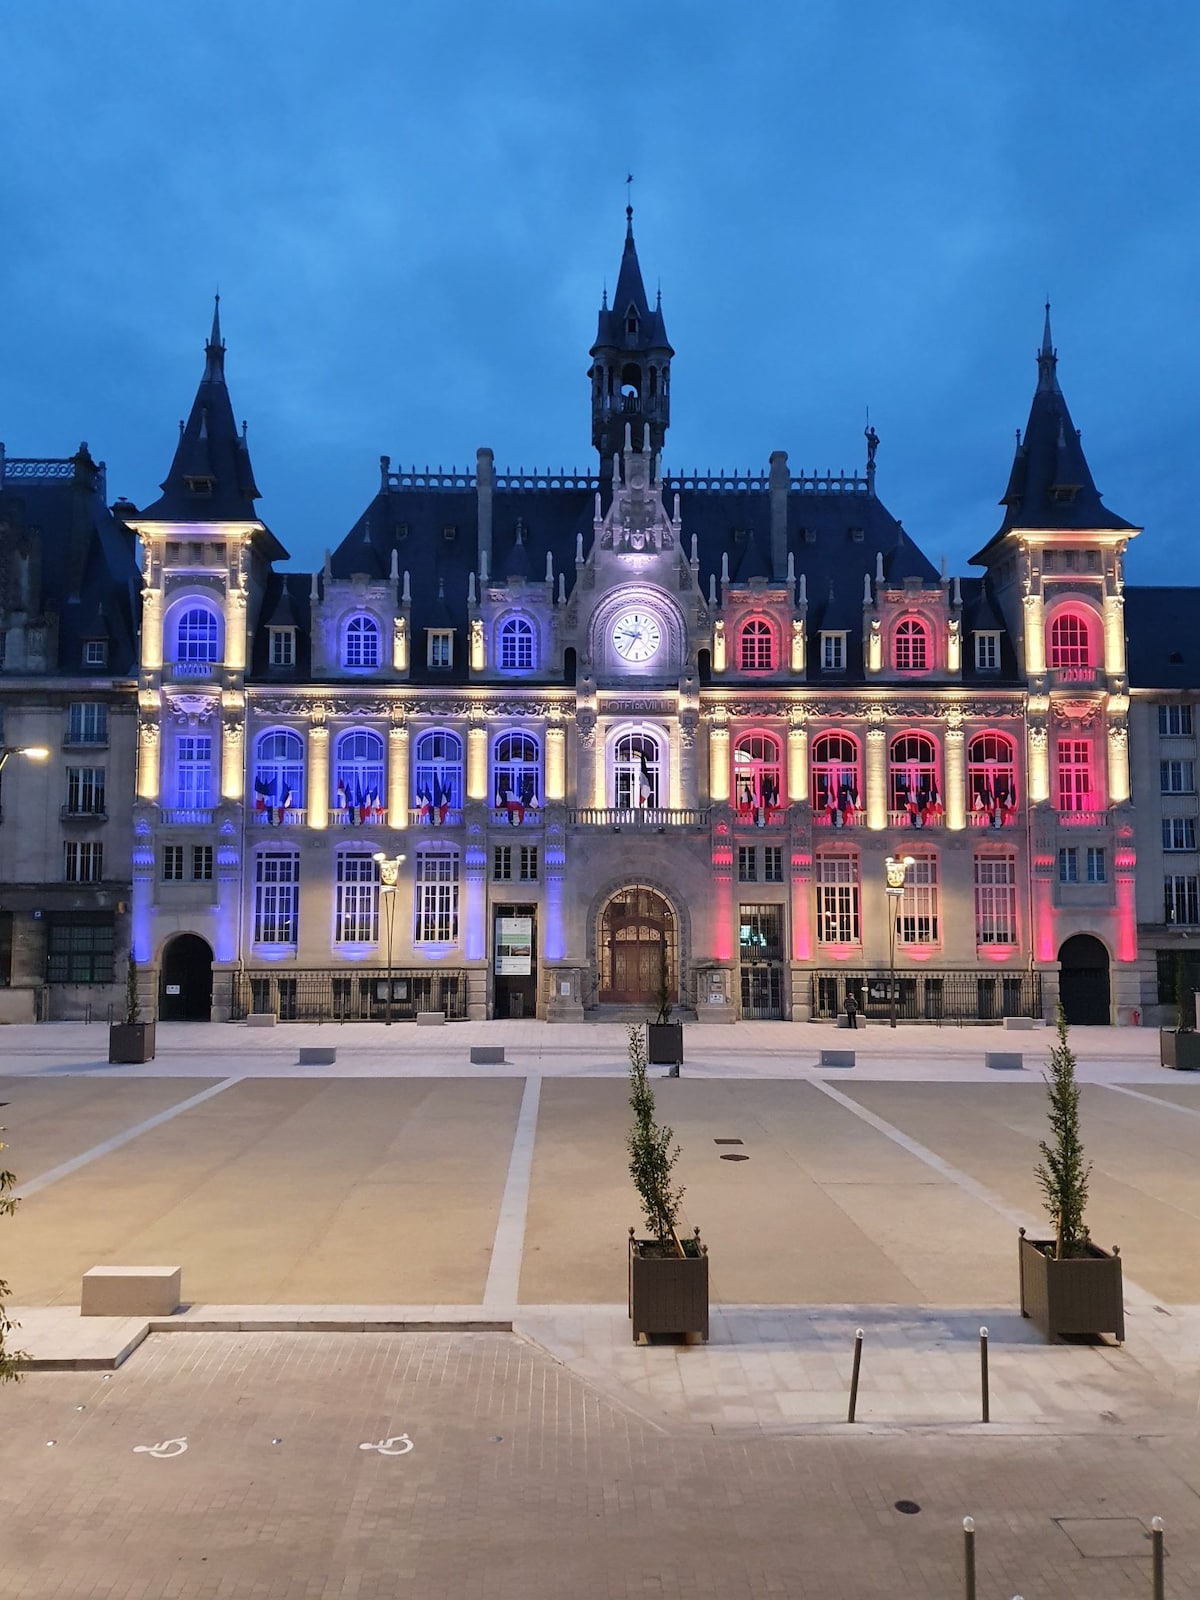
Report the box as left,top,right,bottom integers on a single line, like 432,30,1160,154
1034,1006,1092,1259
626,1024,684,1247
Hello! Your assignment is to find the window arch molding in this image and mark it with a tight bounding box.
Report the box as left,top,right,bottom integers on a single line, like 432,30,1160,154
253,727,306,817
1046,605,1100,675
332,727,386,822
967,730,1018,827
496,613,537,672
732,729,783,817
738,616,777,673
892,614,932,673
164,594,223,667
607,723,669,810
342,612,382,671
589,587,687,675
889,731,942,823
493,730,541,815
811,730,861,824
413,728,464,820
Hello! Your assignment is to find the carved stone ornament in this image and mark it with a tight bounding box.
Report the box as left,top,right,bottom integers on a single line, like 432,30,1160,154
1051,699,1102,729
166,692,219,724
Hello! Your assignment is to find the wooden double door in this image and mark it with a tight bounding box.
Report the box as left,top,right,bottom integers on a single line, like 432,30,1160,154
599,887,677,1006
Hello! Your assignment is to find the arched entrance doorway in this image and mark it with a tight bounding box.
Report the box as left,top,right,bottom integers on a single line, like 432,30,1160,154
159,934,214,1021
1058,934,1111,1026
599,886,677,1007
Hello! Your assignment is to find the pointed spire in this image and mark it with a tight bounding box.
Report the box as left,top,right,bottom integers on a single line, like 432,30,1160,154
203,294,226,383
1037,301,1060,394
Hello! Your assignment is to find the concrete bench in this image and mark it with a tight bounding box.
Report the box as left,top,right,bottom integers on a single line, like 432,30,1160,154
1003,1016,1043,1031
986,1051,1024,1071
819,1049,856,1068
246,1012,277,1029
298,1046,336,1065
469,1046,505,1064
82,1265,182,1318
836,1015,867,1029
416,1012,446,1026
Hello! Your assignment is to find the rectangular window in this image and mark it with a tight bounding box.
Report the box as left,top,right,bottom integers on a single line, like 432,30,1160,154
177,736,213,809
67,702,108,745
415,853,459,943
65,766,106,816
763,845,783,883
45,913,114,984
897,855,939,944
493,845,512,881
1086,846,1106,883
1056,740,1093,811
974,632,1000,672
816,854,860,944
820,632,846,672
974,854,1018,945
1058,846,1079,883
428,630,454,669
83,640,108,667
63,841,104,882
1158,704,1194,737
334,853,379,943
739,904,784,962
254,851,300,944
163,845,184,881
269,629,295,667
191,844,214,881
737,846,757,882
1163,817,1197,851
518,846,538,882
1165,874,1200,926
1161,759,1195,794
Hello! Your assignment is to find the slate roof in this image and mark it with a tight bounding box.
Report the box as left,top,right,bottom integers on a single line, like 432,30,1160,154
249,572,313,679
1125,587,1200,689
591,209,672,356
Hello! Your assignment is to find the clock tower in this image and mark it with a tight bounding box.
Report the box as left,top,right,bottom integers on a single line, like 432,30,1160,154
589,206,673,483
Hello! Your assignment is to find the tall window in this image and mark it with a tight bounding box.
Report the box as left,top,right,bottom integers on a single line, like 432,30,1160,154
1161,759,1195,794
335,853,380,944
894,618,929,671
820,633,846,671
493,732,541,816
343,614,381,669
413,729,463,817
974,632,1000,672
46,913,113,983
816,854,860,944
254,730,305,816
65,766,106,816
63,841,104,883
414,852,460,943
739,619,774,671
334,729,386,821
733,733,782,819
1158,704,1194,737
897,855,939,944
613,731,663,809
1166,874,1200,925
974,854,1017,945
1049,612,1091,669
175,735,213,810
811,732,860,823
176,606,220,663
498,616,535,671
889,733,940,820
254,852,300,944
67,702,108,745
1163,818,1197,851
1056,740,1093,811
968,732,1018,825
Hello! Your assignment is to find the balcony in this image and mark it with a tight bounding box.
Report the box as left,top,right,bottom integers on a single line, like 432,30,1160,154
813,808,866,828
1050,665,1100,689
967,808,1022,829
732,807,787,829
252,808,308,826
408,807,463,827
489,807,544,829
1056,809,1110,829
159,807,215,826
887,808,945,829
566,807,710,829
166,660,220,683
61,806,107,824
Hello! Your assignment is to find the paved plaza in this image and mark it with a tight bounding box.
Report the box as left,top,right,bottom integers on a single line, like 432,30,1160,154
1,1019,1199,1595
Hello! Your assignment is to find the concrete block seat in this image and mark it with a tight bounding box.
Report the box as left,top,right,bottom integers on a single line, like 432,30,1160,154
82,1266,182,1318
298,1046,337,1065
416,1012,446,1026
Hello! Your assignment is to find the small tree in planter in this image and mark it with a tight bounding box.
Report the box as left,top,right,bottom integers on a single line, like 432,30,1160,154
0,1122,27,1383
1160,954,1200,1070
108,956,156,1064
626,1024,707,1342
1019,1007,1123,1341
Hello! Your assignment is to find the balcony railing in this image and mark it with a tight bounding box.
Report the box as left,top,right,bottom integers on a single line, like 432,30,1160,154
489,807,544,828
167,660,220,682
61,805,107,823
967,808,1022,829
1050,665,1100,688
732,808,787,829
887,808,945,829
813,808,866,828
159,807,215,826
252,808,308,826
566,807,710,828
1057,809,1111,829
408,807,464,827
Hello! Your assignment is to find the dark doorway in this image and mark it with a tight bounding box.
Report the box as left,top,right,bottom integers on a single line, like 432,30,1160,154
599,886,677,1006
159,934,214,1021
493,904,537,1019
1058,933,1111,1026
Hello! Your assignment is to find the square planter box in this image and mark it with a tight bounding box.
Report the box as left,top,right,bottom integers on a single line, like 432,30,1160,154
1159,1029,1200,1070
1018,1228,1124,1343
647,1022,683,1066
108,1022,156,1064
628,1228,708,1342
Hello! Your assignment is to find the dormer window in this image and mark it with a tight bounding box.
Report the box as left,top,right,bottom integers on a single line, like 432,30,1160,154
894,618,930,672
974,632,1000,672
83,640,108,668
428,629,453,669
269,628,296,668
183,476,214,497
820,632,847,672
343,614,381,670
1050,486,1079,504
625,307,639,336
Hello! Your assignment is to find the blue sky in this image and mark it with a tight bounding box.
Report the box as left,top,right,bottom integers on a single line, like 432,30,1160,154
3,2,1196,582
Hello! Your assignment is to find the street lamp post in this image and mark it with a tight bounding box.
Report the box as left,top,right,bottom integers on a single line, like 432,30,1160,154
884,854,914,1029
372,853,406,1026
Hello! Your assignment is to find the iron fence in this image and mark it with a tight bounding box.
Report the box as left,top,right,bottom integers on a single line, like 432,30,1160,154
226,968,469,1022
809,969,1043,1025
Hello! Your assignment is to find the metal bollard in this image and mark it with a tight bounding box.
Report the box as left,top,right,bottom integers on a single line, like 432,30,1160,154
1151,1516,1164,1600
847,1328,864,1423
962,1517,976,1600
979,1327,990,1423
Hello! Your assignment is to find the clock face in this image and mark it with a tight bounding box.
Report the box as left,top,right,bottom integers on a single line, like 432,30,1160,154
612,610,662,663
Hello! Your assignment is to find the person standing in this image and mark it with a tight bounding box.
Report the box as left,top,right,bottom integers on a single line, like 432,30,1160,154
844,992,859,1029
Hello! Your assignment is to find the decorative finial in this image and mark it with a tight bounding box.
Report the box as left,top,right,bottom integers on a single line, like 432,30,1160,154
468,571,476,604
625,172,634,232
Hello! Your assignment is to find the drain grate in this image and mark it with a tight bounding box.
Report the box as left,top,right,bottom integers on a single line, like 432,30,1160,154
713,1138,744,1146
719,1152,750,1162
894,1501,921,1515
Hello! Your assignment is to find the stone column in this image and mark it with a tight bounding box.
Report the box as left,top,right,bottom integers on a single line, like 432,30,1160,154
679,715,698,810
545,720,566,802
389,721,409,827
137,719,160,802
225,584,247,674
1022,591,1046,676
308,722,329,829
467,718,488,802
1103,592,1126,678
1107,720,1131,805
787,718,808,804
141,587,163,673
944,721,966,830
709,718,730,804
865,722,887,830
221,716,244,802
1028,722,1050,805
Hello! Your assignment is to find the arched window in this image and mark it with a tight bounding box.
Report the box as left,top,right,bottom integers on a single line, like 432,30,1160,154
739,619,775,672
413,730,463,822
613,730,664,810
253,729,305,823
343,614,381,670
498,616,536,671
493,732,541,821
811,733,860,825
967,732,1018,827
333,729,385,824
1049,611,1091,669
175,605,220,663
733,733,782,821
889,733,941,824
894,618,930,672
